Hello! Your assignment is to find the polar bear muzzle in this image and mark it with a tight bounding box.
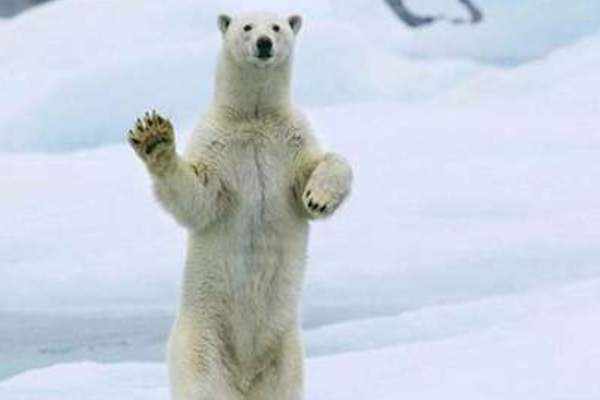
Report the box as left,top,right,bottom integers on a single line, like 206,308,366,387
256,36,274,59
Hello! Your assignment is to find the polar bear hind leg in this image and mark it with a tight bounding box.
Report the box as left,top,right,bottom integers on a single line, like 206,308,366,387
246,331,303,400
168,317,242,400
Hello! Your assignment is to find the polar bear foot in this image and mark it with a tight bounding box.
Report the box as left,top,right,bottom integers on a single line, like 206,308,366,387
301,153,352,219
128,110,176,174
302,184,341,218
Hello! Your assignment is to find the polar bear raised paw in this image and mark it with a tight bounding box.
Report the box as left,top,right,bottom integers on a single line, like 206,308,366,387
128,110,176,174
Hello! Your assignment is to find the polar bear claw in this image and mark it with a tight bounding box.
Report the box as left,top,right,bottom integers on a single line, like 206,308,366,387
128,110,175,173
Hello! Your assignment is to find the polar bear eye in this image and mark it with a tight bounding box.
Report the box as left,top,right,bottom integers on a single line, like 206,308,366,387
272,24,281,32
243,24,253,32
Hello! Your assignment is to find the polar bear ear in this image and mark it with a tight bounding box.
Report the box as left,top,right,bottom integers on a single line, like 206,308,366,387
287,15,303,34
218,14,232,34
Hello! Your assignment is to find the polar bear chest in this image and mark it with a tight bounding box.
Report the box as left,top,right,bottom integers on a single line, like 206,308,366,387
201,126,306,280
238,138,290,214
219,128,300,226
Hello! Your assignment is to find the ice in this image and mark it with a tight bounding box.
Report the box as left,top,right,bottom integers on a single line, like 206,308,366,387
0,362,169,400
0,0,489,151
0,148,185,312
2,101,599,313
2,279,600,399
438,32,600,113
2,100,600,381
2,0,599,151
305,292,600,400
305,278,600,356
333,0,600,64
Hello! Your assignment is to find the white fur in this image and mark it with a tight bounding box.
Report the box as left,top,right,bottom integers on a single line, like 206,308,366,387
129,12,352,400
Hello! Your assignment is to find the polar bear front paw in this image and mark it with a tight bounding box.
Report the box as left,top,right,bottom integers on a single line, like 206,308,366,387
302,183,342,219
128,110,176,174
300,154,352,219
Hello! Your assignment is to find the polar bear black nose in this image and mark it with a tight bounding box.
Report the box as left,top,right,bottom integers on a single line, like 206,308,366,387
256,36,273,58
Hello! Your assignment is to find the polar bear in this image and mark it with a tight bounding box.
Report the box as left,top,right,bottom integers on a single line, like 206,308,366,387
128,12,352,400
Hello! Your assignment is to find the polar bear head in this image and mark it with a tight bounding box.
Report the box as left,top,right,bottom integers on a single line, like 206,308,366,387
217,12,303,69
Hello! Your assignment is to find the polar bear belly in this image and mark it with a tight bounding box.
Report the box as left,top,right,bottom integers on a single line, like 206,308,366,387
192,135,307,369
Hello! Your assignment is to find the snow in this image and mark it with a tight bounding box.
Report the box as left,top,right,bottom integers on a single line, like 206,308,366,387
306,293,600,400
2,103,599,313
1,0,600,397
438,32,600,112
369,0,600,64
3,279,600,399
2,0,600,151
1,98,600,394
0,363,169,400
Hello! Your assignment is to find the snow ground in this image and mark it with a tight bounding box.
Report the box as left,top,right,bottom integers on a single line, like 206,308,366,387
1,98,599,395
1,0,600,397
2,279,600,399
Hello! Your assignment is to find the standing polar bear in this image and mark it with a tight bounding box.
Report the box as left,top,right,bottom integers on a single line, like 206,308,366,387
128,12,352,400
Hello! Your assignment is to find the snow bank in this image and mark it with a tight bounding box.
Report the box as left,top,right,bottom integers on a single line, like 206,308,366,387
332,0,600,64
2,278,600,399
305,278,600,355
439,32,600,112
0,363,169,400
2,0,599,151
306,294,600,400
2,101,599,315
